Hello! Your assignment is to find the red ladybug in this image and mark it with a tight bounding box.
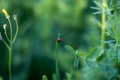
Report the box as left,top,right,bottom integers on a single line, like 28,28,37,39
56,33,61,43
57,37,61,43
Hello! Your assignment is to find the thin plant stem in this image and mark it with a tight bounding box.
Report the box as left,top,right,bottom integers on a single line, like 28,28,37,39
101,1,106,49
13,19,18,43
2,38,12,80
9,46,12,80
8,19,13,43
55,42,60,80
5,31,10,43
7,18,13,80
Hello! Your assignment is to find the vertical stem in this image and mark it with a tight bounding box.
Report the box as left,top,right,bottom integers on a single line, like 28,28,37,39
9,45,12,80
55,42,60,80
101,2,106,49
8,17,13,80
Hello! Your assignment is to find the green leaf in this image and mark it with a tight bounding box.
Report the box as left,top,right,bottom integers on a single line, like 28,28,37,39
106,26,115,39
87,47,97,59
98,64,106,74
93,11,102,14
42,75,48,80
76,50,88,58
85,59,92,67
93,0,102,8
107,66,115,80
65,72,72,80
75,50,79,55
65,45,75,54
108,66,115,76
74,56,79,69
114,43,117,53
104,40,115,44
0,76,3,80
106,46,114,57
90,6,102,10
96,50,105,61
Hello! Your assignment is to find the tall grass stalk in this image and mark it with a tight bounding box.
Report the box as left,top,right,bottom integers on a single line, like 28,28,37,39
101,0,107,49
55,33,61,80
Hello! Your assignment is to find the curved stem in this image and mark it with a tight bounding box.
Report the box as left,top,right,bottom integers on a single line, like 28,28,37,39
13,19,18,43
8,19,13,43
4,30,10,43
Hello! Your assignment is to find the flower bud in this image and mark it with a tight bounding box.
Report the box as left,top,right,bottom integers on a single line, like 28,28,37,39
3,24,7,30
13,15,17,20
2,9,10,19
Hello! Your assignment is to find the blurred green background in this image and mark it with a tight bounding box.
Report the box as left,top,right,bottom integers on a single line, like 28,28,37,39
0,0,101,80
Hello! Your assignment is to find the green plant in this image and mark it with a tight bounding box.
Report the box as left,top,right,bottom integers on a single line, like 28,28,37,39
65,0,120,80
42,75,48,80
54,33,61,80
0,9,19,80
41,33,61,80
0,76,3,80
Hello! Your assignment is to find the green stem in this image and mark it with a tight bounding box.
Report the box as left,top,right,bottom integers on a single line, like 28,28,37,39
13,19,18,43
8,19,13,43
9,46,12,80
1,36,12,80
55,42,60,80
5,31,10,43
7,18,13,80
101,4,106,49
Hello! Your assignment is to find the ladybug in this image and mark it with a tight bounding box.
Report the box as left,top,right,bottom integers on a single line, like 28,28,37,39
56,33,61,43
57,37,61,43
